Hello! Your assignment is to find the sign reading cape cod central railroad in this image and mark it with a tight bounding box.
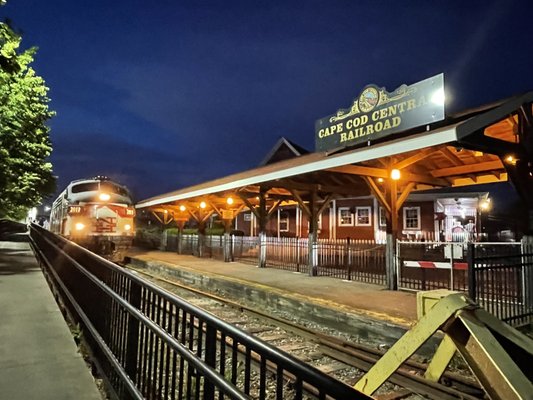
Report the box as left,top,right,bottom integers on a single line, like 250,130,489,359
315,74,445,152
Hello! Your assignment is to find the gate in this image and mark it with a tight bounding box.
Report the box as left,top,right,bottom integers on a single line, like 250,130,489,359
316,239,386,284
397,241,469,291
468,242,532,326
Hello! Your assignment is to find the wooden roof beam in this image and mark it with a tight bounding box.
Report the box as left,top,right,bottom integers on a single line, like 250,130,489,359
403,172,449,187
396,182,416,210
431,160,504,178
330,164,447,186
327,165,388,178
270,178,367,197
393,148,435,170
362,176,391,215
236,193,260,219
439,147,464,166
289,189,311,217
458,132,523,157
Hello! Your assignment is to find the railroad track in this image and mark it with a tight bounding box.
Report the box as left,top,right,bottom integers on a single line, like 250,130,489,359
124,264,484,399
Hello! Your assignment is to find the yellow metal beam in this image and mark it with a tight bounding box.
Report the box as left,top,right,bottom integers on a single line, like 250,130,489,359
473,308,533,357
354,293,473,395
448,311,533,399
424,335,456,382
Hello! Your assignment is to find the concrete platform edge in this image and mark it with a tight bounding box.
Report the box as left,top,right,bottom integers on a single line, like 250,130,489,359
128,257,413,347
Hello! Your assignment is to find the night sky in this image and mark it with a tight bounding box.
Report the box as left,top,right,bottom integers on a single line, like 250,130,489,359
4,0,533,202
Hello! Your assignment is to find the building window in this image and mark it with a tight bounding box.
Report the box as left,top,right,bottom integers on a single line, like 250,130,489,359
338,207,353,226
279,211,289,232
403,207,421,230
379,207,387,227
356,207,371,226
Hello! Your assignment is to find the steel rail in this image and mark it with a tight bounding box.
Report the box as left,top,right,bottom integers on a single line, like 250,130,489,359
126,265,484,399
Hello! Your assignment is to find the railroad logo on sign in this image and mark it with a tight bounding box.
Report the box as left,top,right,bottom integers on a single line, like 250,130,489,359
359,86,379,113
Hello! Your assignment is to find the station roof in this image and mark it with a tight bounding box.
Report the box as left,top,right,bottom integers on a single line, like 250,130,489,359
136,91,532,212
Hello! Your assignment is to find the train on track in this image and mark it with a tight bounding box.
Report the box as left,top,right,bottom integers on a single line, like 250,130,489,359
49,176,135,261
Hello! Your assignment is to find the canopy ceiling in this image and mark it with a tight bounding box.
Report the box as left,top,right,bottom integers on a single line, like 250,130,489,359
136,92,533,218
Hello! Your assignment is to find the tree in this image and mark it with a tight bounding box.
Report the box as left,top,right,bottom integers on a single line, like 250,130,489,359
0,19,55,220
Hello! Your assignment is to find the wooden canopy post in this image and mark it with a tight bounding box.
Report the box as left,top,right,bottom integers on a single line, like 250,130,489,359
258,188,268,268
386,177,399,290
363,172,415,290
223,218,232,262
176,220,185,254
237,189,273,268
197,218,206,258
207,199,238,263
308,190,319,276
187,208,213,258
289,189,335,277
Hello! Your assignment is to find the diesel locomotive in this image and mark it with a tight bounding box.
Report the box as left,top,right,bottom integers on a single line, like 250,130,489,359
49,176,135,261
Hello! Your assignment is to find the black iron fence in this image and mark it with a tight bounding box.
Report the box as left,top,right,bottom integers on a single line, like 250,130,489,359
262,237,386,283
316,239,386,284
231,236,259,265
264,237,309,274
468,242,533,326
202,235,225,260
157,234,386,284
29,224,366,400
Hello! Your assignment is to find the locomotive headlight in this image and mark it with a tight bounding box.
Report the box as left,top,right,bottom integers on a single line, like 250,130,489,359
99,193,111,201
75,222,85,231
124,224,132,231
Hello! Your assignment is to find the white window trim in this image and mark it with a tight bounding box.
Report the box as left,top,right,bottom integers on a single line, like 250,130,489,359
403,206,421,230
379,207,387,227
338,207,353,226
355,206,372,226
279,211,290,232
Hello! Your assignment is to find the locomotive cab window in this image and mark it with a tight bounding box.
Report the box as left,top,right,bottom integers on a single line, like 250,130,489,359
71,182,98,193
101,183,129,197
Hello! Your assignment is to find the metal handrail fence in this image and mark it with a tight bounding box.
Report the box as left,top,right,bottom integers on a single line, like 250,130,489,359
468,242,532,326
264,237,309,273
316,239,386,284
261,237,386,283
231,236,259,265
29,224,367,400
202,235,224,260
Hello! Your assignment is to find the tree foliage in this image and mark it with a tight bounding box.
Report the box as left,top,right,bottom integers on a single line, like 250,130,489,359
0,20,55,219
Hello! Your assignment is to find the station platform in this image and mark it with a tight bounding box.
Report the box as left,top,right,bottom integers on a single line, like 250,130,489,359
0,239,101,400
126,248,419,346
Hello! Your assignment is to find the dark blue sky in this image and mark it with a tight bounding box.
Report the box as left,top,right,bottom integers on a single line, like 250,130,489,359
4,0,533,201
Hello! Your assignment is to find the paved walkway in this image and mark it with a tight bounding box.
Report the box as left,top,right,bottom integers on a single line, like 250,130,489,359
0,240,101,400
127,248,417,326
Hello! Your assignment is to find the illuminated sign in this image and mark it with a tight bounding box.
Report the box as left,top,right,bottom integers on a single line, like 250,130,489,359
315,74,445,152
